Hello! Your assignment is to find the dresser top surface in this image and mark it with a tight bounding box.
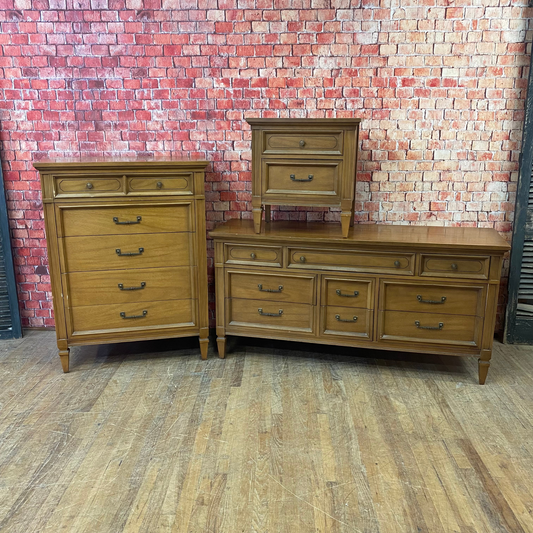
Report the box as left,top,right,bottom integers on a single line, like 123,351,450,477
210,220,510,252
246,118,361,127
33,157,209,171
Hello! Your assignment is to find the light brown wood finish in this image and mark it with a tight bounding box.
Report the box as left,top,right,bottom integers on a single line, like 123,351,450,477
34,159,210,371
247,118,360,237
2,330,533,533
211,220,510,384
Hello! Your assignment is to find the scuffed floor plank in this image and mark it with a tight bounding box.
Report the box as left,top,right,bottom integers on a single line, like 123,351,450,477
1,331,533,532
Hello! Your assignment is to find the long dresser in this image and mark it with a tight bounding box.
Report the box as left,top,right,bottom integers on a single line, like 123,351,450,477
35,159,210,372
211,220,510,384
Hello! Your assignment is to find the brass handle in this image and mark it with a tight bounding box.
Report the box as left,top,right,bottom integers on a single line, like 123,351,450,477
417,295,446,304
451,263,458,270
116,247,144,256
86,182,93,189
299,256,306,263
394,260,401,268
335,314,358,322
113,215,142,225
299,140,306,147
250,252,256,259
258,308,283,317
120,310,148,319
415,320,443,330
258,284,283,293
290,174,314,182
336,289,359,298
118,282,146,291
156,181,163,189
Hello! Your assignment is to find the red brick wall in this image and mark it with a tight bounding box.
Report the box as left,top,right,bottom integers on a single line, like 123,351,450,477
0,2,529,329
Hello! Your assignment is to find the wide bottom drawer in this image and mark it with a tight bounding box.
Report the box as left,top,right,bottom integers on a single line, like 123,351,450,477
379,310,482,347
226,298,314,333
68,299,196,335
321,306,372,339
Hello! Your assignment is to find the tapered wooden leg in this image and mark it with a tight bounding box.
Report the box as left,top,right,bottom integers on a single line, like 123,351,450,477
59,349,70,373
264,204,271,223
199,337,209,360
217,336,226,359
478,351,491,385
341,211,351,238
253,206,262,233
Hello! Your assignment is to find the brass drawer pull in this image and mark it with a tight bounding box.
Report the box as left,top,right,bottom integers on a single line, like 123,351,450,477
86,182,94,189
335,314,357,322
394,260,401,268
250,252,256,259
299,256,306,263
120,310,148,319
336,289,359,298
451,263,458,270
113,215,142,225
258,284,283,293
290,174,314,182
116,247,144,256
415,320,443,330
118,282,146,291
157,181,163,189
258,308,283,317
417,295,446,304
299,139,306,147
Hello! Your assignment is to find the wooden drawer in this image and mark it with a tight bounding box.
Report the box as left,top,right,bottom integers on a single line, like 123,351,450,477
262,130,343,155
62,232,191,272
262,161,340,203
226,298,314,333
55,177,123,197
419,254,490,280
321,306,372,339
379,310,482,347
59,204,192,237
127,174,193,195
65,266,194,307
227,271,315,304
288,248,414,275
380,281,486,317
68,299,195,335
225,244,282,267
322,276,374,309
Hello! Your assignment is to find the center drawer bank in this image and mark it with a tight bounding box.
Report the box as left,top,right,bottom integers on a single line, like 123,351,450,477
35,158,210,372
210,220,510,384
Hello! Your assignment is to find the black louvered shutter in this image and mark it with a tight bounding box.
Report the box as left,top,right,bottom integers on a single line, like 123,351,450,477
0,164,22,339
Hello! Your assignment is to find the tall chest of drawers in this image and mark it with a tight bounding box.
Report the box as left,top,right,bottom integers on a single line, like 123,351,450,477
247,118,361,237
35,159,210,372
211,220,510,384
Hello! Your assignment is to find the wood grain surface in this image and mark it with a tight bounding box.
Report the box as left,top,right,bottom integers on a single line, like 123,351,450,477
1,330,533,533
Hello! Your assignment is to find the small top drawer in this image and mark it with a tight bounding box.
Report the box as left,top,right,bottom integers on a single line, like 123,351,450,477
322,277,374,309
55,177,124,197
262,131,344,156
288,248,415,275
127,174,193,195
225,244,282,267
419,254,490,280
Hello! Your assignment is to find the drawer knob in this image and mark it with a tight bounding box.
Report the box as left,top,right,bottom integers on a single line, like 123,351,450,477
156,181,163,189
250,252,256,259
86,182,94,189
336,289,359,298
417,295,446,304
394,260,401,268
258,284,283,293
116,247,144,257
451,263,458,270
113,215,142,225
299,256,306,263
290,174,314,182
118,282,146,291
335,314,358,322
414,320,443,330
299,140,306,147
258,308,283,317
120,310,148,319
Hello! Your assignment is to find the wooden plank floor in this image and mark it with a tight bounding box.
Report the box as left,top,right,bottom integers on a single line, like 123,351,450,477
1,331,533,533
